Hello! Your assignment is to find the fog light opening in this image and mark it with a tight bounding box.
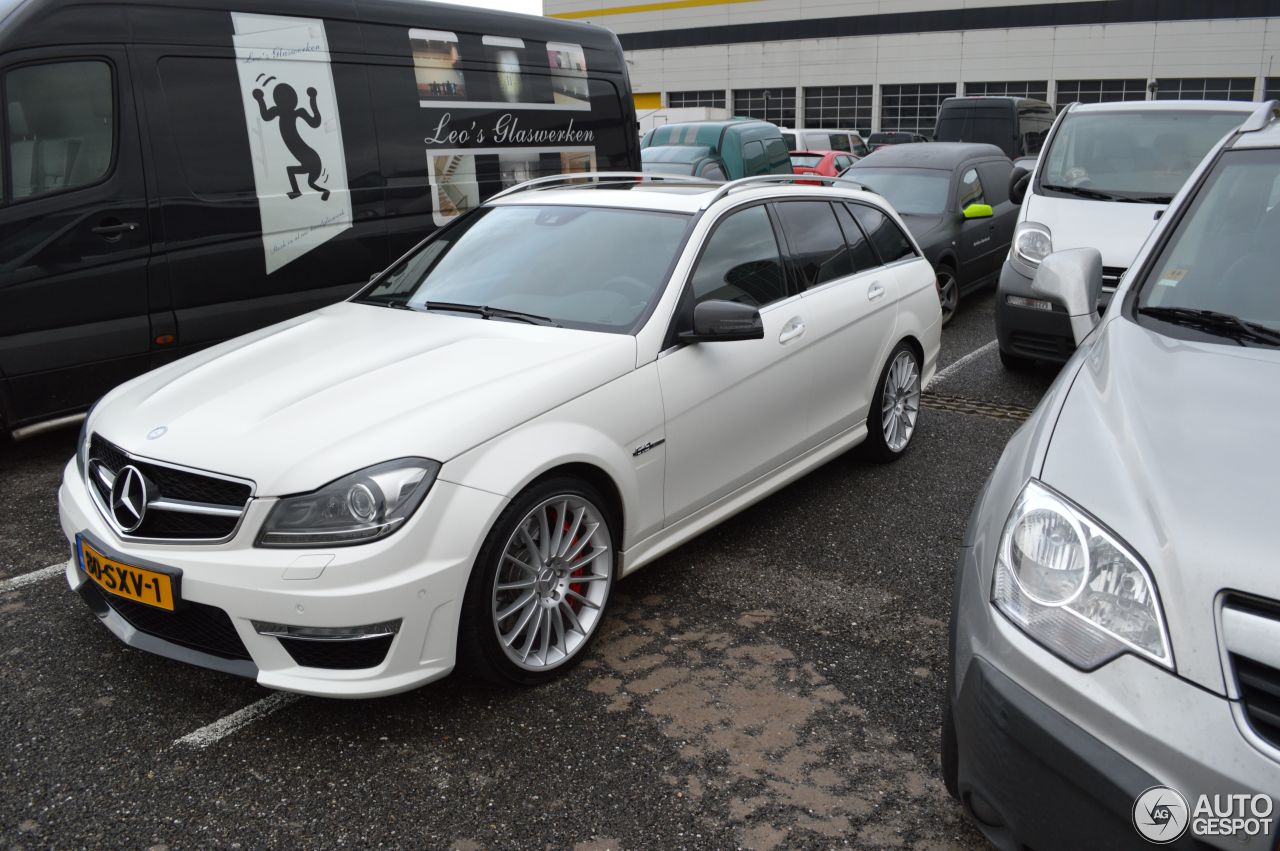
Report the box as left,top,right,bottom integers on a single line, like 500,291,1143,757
252,619,401,641
1006,295,1054,312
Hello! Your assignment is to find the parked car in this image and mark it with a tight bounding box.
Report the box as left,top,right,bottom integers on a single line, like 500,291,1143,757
790,149,858,183
0,0,640,440
933,96,1055,159
844,143,1015,324
867,131,928,150
641,119,792,179
779,127,870,157
59,172,942,697
996,99,1258,368
944,99,1280,850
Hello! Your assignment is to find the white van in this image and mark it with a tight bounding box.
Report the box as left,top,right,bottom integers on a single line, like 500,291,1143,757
995,99,1263,367
779,127,869,157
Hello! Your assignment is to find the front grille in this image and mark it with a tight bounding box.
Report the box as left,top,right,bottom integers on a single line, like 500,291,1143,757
1222,595,1280,752
83,581,252,661
277,635,394,669
87,435,252,541
1101,266,1126,289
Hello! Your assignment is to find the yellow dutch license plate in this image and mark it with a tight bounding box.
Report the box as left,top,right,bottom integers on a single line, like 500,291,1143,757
78,538,177,611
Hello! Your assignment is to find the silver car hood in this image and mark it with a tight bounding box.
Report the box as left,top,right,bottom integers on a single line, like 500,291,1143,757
1040,316,1280,693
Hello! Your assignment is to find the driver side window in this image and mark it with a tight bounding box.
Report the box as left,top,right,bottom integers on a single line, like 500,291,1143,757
689,205,787,308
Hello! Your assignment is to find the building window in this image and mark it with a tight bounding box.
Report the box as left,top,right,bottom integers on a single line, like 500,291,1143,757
803,85,872,135
964,81,1048,101
667,90,725,109
878,83,956,136
733,87,796,126
1054,79,1148,112
1267,78,1280,101
1153,78,1255,101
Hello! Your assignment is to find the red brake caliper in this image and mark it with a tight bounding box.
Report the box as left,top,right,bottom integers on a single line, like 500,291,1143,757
565,518,588,612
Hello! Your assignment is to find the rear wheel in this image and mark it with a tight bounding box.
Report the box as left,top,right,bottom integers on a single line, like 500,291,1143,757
936,265,960,326
862,342,922,463
459,477,616,686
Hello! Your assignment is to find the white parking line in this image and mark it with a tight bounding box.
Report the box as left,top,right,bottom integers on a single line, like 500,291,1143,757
174,692,303,749
0,561,66,593
931,339,998,385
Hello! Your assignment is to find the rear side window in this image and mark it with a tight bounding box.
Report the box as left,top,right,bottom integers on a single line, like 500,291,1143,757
5,60,114,201
848,203,915,263
774,200,853,289
690,204,787,307
832,203,880,272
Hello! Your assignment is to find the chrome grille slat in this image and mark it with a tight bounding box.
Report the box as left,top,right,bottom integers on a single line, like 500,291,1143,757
1222,596,1280,757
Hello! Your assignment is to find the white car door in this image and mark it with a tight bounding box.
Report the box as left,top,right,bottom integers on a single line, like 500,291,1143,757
657,203,811,524
773,199,899,443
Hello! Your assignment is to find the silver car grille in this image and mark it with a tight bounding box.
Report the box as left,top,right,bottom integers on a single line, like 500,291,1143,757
1221,595,1280,757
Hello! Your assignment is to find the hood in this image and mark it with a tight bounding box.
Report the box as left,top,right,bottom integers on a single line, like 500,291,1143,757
92,302,637,495
1040,317,1280,692
1022,192,1164,269
898,213,946,242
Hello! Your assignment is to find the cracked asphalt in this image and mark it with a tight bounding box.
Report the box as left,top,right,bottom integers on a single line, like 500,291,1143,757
1,289,1058,849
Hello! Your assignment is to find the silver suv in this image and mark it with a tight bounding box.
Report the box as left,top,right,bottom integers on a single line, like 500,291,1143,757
944,100,1280,848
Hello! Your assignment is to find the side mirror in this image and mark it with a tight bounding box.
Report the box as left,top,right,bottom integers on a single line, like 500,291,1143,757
1009,165,1031,205
962,203,993,220
1030,248,1104,347
679,300,764,343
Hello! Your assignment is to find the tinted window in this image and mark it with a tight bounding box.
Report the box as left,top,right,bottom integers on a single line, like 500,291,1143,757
847,166,949,215
852,139,869,157
690,205,787,307
1019,108,1054,155
775,201,853,289
830,134,852,152
958,168,986,210
832,203,879,272
742,140,767,174
764,138,790,171
700,161,727,180
781,132,797,149
977,160,1012,204
848,203,915,263
6,61,113,201
935,108,1015,155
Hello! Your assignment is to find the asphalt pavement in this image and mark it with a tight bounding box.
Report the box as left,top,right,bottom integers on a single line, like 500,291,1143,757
1,289,1058,850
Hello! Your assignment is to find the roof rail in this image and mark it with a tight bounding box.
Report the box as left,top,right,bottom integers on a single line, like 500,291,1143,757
698,173,873,209
489,171,717,201
1239,100,1280,133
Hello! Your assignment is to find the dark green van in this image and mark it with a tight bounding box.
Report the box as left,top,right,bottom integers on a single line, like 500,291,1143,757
640,119,792,180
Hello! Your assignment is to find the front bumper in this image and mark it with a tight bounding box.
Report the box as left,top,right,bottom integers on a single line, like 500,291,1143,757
995,260,1076,363
58,459,506,697
950,543,1280,850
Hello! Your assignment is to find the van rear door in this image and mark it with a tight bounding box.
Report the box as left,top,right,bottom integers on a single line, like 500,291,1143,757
0,48,151,428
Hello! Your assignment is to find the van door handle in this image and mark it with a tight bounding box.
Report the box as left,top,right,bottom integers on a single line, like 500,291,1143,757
778,318,806,344
91,221,139,239
867,281,886,301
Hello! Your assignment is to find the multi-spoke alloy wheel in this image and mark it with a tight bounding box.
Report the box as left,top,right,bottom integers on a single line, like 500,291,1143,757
936,268,959,325
490,493,613,672
864,342,922,463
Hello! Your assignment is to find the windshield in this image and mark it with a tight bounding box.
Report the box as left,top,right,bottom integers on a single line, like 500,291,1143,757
790,154,822,168
869,133,910,145
1136,148,1280,340
1040,108,1246,200
357,205,691,332
846,167,949,215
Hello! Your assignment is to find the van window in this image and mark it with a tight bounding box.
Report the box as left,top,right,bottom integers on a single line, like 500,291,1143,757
742,140,767,175
1019,108,1054,155
764,138,790,171
774,201,853,289
781,132,797,150
5,61,113,201
957,168,986,210
700,161,727,180
828,133,852,153
935,106,1015,156
691,205,787,307
848,203,916,264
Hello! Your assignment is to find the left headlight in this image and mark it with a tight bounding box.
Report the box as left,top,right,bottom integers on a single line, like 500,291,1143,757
992,480,1173,671
75,400,100,478
256,458,441,548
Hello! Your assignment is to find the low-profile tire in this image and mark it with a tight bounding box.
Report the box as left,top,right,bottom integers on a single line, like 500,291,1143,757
862,341,922,463
936,264,960,326
999,348,1035,372
458,476,617,686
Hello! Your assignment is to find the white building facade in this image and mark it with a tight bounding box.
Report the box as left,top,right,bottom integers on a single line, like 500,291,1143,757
545,0,1280,136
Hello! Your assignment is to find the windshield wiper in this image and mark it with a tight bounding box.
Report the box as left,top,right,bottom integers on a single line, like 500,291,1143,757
1138,306,1280,346
1123,194,1175,205
420,301,561,327
1040,183,1118,202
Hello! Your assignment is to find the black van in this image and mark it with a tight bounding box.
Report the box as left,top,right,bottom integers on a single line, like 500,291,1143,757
933,96,1055,159
0,0,639,437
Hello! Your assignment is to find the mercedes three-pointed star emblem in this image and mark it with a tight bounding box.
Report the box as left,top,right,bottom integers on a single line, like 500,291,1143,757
110,465,150,532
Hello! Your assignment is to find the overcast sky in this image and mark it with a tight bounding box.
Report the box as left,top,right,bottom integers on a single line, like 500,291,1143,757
436,0,544,15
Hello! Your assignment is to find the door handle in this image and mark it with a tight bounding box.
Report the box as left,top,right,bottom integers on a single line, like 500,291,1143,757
867,281,886,301
778,318,806,344
91,221,139,239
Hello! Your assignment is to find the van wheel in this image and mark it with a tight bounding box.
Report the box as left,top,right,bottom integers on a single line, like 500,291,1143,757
863,342,922,463
458,477,616,686
936,264,959,326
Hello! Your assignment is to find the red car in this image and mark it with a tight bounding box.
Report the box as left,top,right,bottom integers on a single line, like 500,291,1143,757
789,149,858,184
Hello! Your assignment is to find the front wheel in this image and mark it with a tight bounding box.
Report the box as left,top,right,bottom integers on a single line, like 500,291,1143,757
863,342,922,463
936,266,959,326
458,477,616,686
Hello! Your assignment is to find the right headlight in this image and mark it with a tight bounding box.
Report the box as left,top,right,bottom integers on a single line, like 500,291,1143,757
1012,221,1052,271
992,480,1173,671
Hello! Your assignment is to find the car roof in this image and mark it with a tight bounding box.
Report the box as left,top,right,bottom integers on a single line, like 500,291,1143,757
642,145,713,164
1068,99,1260,114
488,181,886,215
1228,102,1280,149
851,141,1006,168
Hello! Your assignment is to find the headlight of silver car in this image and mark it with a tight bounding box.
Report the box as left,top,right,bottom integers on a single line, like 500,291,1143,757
992,480,1173,671
257,458,441,548
1011,221,1052,271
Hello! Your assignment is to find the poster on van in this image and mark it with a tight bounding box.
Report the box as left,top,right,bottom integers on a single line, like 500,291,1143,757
232,12,353,275
427,146,596,226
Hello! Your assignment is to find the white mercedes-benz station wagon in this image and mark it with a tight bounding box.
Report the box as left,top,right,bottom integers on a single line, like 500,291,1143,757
58,173,941,697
